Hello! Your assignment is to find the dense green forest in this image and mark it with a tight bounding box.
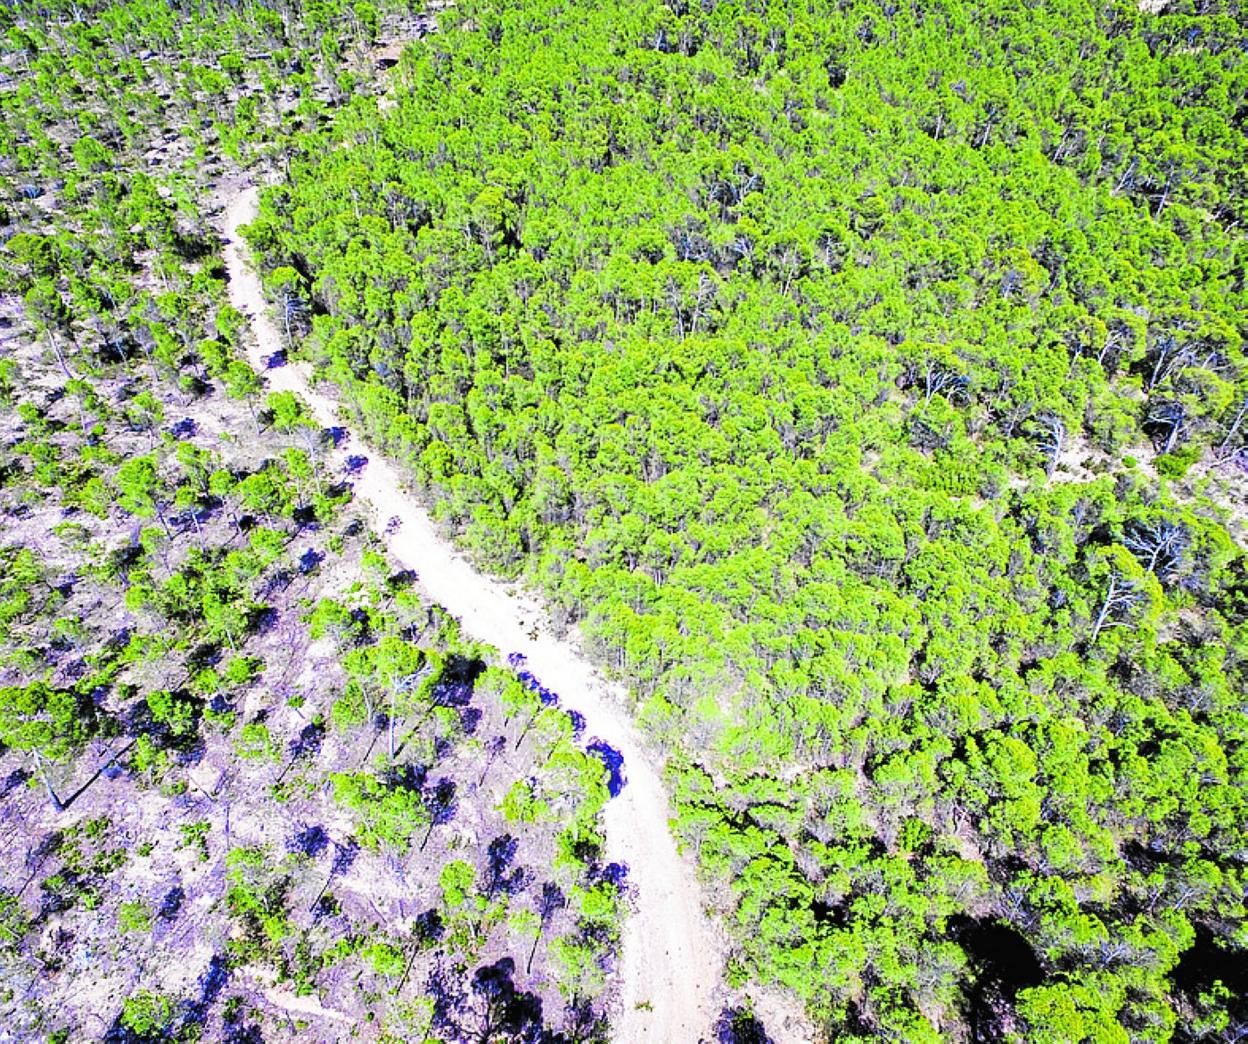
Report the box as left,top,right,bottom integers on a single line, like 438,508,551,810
0,2,620,1040
243,0,1248,1039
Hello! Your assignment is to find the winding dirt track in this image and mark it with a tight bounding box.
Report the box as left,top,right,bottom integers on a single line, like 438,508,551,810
221,185,722,1042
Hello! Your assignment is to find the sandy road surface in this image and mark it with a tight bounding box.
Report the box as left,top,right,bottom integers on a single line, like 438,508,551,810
221,184,723,1042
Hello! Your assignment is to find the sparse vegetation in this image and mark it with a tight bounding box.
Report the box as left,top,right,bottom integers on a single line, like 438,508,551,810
0,2,619,1038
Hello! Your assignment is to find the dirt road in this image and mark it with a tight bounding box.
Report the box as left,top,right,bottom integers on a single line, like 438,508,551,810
221,185,723,1042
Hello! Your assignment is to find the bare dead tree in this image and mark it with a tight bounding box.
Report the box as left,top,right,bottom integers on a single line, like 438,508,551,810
1115,155,1139,195
1147,400,1188,454
1090,570,1144,643
280,288,307,348
1154,161,1182,217
376,665,430,760
1146,334,1198,393
1123,518,1188,583
1034,412,1066,479
31,739,136,812
924,361,968,407
1217,395,1247,458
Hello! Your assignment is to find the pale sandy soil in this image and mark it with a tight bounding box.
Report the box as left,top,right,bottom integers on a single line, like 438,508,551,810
222,185,728,1043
